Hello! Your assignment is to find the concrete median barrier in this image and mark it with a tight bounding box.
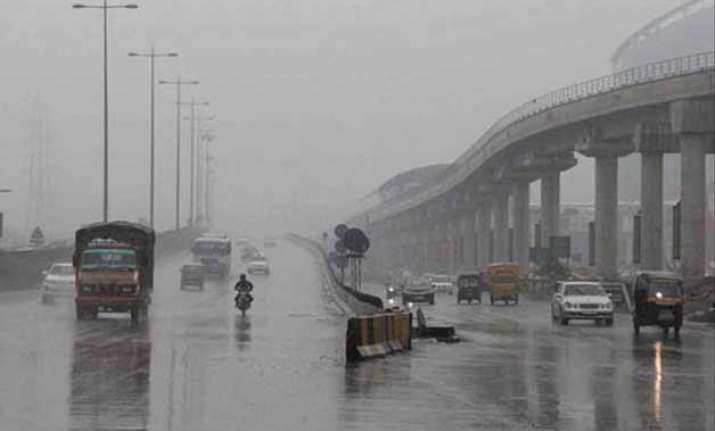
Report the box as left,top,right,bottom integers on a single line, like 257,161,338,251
345,309,412,362
286,233,383,315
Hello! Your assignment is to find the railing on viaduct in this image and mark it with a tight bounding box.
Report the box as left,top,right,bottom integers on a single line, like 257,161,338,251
368,51,715,220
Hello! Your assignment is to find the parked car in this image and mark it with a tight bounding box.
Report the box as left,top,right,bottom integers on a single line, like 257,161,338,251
430,274,454,295
180,264,206,290
551,281,614,326
402,280,435,305
247,258,270,275
40,263,76,303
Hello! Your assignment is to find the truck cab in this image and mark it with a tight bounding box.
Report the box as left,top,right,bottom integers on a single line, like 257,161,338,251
73,222,155,322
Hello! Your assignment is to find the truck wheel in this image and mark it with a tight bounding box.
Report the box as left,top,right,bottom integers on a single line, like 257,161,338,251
606,318,614,327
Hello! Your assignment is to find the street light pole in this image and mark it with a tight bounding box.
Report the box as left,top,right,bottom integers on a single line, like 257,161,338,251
73,1,138,222
180,100,209,227
196,115,214,225
128,48,177,229
158,78,199,230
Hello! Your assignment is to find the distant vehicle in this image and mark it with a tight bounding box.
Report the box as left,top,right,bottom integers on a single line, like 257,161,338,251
631,271,683,337
455,272,483,304
600,281,632,312
385,282,400,300
40,262,75,303
180,264,205,290
486,262,520,305
241,247,260,262
73,221,155,322
430,274,454,295
551,281,614,326
247,258,270,275
402,280,435,305
192,235,231,279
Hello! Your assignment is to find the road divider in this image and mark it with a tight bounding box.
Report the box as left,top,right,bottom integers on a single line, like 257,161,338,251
286,233,382,315
346,309,412,362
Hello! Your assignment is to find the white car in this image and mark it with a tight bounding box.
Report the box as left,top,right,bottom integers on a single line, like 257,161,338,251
551,281,614,326
247,259,270,275
430,274,454,295
40,263,76,303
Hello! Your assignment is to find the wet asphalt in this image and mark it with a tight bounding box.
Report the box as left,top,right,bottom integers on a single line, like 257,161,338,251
0,240,712,431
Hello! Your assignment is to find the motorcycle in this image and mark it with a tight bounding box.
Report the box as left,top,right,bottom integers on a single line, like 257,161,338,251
235,291,253,316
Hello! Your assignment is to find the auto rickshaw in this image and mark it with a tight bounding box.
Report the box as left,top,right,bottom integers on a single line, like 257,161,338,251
632,271,684,337
456,272,483,304
486,262,520,305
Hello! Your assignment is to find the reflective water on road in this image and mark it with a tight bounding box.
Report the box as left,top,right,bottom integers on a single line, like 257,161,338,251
0,243,712,430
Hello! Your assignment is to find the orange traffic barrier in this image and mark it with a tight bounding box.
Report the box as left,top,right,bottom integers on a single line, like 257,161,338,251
345,309,412,362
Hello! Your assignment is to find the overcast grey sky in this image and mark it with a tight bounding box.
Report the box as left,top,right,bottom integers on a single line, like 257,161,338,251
0,0,690,242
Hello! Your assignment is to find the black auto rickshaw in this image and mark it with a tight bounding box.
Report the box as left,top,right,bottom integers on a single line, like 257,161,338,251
456,271,483,304
631,271,684,337
180,264,206,290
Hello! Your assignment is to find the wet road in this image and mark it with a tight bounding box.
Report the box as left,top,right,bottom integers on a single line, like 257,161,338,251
0,241,713,431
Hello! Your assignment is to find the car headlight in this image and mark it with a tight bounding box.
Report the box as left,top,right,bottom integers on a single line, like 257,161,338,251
388,287,394,292
388,298,395,305
604,302,613,310
655,291,663,299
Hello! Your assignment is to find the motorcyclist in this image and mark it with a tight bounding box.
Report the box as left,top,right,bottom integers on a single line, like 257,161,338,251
234,273,254,305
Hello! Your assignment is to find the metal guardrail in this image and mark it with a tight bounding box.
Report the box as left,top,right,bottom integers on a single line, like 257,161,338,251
370,51,715,220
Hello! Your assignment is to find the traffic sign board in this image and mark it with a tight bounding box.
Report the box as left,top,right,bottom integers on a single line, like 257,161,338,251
343,228,370,253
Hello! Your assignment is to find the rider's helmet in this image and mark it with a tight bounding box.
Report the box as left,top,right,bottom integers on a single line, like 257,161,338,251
239,273,247,280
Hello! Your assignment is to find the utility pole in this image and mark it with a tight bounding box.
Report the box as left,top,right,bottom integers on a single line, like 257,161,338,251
128,48,177,228
73,1,138,221
158,78,199,230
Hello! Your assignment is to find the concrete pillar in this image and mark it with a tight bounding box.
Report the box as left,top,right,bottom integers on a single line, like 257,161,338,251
493,193,509,261
540,171,560,244
512,181,530,274
462,210,477,270
595,156,619,280
476,204,491,269
680,135,707,280
640,152,663,269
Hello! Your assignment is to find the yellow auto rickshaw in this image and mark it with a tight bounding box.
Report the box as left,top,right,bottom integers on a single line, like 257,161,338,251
487,262,520,305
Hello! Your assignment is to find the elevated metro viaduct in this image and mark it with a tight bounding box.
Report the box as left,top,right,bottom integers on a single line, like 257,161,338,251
349,52,715,283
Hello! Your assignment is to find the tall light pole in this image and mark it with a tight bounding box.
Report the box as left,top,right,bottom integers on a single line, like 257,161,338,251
158,78,199,230
196,114,214,225
180,100,209,226
72,1,138,222
128,48,177,229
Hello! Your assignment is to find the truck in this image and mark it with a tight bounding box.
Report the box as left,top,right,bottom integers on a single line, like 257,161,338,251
73,221,155,322
192,234,231,279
